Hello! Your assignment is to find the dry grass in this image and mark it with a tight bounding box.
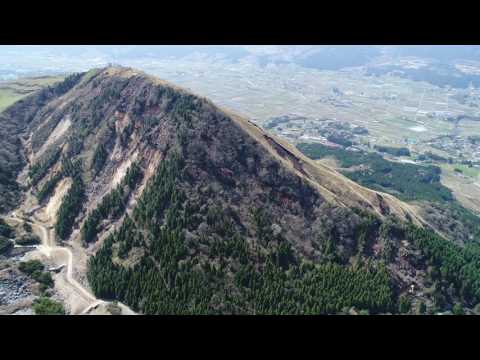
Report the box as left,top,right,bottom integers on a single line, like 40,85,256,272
222,106,426,227
0,76,64,113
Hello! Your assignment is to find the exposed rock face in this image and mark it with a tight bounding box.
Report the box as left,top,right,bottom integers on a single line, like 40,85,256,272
0,276,31,305
0,265,35,312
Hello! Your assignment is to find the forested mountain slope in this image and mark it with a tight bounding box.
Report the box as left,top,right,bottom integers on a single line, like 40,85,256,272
2,66,480,314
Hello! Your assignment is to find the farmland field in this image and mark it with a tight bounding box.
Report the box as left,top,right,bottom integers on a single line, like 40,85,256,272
0,76,64,112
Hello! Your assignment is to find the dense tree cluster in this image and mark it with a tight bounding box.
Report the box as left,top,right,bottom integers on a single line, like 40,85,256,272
28,147,62,186
59,156,79,176
398,295,411,313
238,261,393,314
0,218,14,238
298,143,480,246
51,73,83,97
297,142,453,203
18,259,54,289
16,233,41,246
81,163,142,244
19,259,44,274
0,73,84,213
36,172,62,203
0,114,24,212
87,154,395,314
327,134,353,147
0,168,21,212
0,236,13,255
354,213,381,256
264,116,291,130
407,226,480,306
366,64,480,89
35,156,83,235
422,202,480,244
55,176,85,240
32,297,65,315
36,156,82,203
374,145,411,157
91,144,109,175
419,151,448,163
120,123,134,147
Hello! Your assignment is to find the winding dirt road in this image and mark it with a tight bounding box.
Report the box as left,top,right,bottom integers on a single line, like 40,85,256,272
5,214,106,314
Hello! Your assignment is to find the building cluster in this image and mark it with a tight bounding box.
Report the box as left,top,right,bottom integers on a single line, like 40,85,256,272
427,135,480,164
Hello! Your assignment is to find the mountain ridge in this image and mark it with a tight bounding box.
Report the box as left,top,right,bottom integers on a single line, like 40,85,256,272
3,65,426,226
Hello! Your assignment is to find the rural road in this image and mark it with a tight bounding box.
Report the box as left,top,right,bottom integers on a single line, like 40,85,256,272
4,213,105,314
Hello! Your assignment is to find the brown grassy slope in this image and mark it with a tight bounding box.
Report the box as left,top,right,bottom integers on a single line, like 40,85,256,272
87,66,427,228
0,66,429,228
5,65,428,240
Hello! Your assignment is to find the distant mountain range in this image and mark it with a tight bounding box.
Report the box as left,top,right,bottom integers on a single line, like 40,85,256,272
3,45,480,71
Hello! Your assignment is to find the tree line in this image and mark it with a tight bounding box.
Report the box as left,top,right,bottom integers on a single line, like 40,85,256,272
87,153,396,314
81,163,142,244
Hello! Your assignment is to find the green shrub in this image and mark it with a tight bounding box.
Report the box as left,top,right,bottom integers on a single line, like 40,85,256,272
16,234,41,246
418,302,427,315
32,297,65,315
91,143,109,175
452,303,465,315
23,222,32,233
0,236,13,255
32,271,54,287
374,145,410,157
0,219,14,238
19,260,44,275
399,295,411,314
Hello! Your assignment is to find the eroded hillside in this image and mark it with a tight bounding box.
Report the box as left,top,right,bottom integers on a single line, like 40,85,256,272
2,66,480,314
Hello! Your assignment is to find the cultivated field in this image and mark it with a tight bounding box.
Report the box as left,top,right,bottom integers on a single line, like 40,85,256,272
0,76,64,112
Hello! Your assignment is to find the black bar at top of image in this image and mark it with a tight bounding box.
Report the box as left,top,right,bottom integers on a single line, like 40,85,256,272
1,5,480,45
